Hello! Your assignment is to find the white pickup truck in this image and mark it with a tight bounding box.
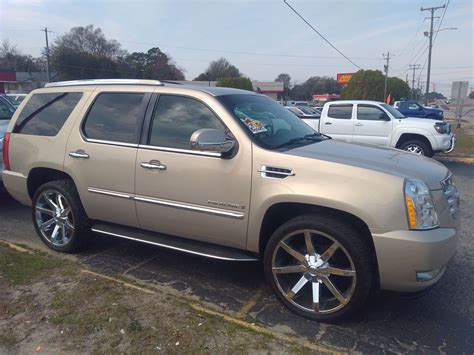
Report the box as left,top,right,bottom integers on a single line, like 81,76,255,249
302,100,455,157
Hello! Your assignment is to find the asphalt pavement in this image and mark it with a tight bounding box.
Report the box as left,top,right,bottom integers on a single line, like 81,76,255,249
1,161,473,353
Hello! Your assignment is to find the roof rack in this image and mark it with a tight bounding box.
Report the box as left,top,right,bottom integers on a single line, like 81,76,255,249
45,79,164,88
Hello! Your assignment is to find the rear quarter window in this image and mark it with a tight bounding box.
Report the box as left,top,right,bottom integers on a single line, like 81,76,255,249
13,92,83,136
327,104,353,119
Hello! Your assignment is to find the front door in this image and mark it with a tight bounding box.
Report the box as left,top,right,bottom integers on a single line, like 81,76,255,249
135,94,252,249
322,104,354,141
352,104,393,146
65,89,152,228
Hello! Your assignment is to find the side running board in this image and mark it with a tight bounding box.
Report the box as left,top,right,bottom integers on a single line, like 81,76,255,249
91,222,259,262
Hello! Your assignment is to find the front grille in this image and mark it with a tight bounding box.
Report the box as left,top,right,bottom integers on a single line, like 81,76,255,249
441,174,459,219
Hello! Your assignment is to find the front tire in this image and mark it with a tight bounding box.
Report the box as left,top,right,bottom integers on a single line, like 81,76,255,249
32,179,91,253
400,139,432,157
264,214,374,322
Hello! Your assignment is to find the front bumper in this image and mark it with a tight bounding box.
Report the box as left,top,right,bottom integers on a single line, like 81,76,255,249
443,134,456,154
373,228,458,292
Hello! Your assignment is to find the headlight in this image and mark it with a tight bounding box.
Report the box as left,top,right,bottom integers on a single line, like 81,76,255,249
434,122,448,134
405,179,439,230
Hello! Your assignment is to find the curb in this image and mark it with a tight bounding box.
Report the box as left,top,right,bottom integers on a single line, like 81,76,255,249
434,156,474,164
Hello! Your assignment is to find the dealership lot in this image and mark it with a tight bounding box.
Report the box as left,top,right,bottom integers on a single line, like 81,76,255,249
0,161,472,353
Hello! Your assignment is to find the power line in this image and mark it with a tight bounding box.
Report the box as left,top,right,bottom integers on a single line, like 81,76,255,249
282,0,362,69
409,64,421,99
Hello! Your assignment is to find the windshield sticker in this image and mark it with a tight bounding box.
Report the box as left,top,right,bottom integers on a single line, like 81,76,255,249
242,117,267,134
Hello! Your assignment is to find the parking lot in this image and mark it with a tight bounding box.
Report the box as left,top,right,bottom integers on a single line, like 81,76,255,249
0,160,472,353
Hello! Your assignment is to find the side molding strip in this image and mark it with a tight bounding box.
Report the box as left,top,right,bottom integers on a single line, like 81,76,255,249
88,187,245,219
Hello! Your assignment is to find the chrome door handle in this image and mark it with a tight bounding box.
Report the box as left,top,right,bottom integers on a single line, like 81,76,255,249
141,161,167,170
324,122,332,125
354,123,363,126
69,150,89,159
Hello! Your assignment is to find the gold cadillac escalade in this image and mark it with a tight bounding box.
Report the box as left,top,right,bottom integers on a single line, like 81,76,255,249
1,79,460,321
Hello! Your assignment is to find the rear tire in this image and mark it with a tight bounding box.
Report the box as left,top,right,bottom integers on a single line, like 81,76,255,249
400,139,432,157
32,179,91,253
263,214,374,322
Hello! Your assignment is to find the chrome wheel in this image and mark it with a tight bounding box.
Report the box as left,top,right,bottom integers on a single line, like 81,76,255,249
35,189,75,247
272,229,356,315
405,144,424,155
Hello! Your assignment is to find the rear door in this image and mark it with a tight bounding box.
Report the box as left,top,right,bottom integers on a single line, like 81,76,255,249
65,88,152,228
352,104,392,146
321,104,354,141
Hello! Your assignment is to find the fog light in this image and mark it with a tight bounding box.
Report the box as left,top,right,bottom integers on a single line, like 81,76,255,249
416,267,444,282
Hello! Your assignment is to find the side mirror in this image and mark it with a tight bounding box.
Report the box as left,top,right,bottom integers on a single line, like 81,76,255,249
190,128,235,154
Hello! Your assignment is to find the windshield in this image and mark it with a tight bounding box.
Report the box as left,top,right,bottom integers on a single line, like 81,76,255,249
381,103,405,119
217,94,324,150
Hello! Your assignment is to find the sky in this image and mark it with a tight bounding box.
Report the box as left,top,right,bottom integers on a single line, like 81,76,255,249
1,0,473,96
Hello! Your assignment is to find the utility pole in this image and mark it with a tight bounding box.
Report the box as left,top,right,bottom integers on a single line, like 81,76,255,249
421,4,445,105
382,52,393,102
409,64,421,100
42,27,52,83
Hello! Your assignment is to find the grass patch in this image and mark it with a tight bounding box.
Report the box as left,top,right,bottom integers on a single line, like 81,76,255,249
0,243,70,285
453,128,474,156
0,242,319,354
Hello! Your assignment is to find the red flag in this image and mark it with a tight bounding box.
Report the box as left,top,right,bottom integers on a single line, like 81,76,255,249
386,93,391,105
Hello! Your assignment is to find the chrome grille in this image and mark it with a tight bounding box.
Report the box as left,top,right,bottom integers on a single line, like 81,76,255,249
441,174,459,219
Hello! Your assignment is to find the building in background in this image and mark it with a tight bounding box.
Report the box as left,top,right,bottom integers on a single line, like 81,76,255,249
312,93,340,103
0,69,56,93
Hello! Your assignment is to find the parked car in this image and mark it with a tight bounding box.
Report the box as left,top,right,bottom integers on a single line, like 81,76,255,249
305,100,455,157
393,101,444,120
6,93,27,106
285,106,320,119
2,79,459,322
286,100,309,107
0,96,16,181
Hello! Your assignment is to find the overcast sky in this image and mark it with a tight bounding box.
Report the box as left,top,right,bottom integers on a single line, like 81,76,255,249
1,0,473,95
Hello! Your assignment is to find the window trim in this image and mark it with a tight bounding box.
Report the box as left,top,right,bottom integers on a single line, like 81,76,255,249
356,104,391,121
80,91,152,146
141,93,236,158
327,104,354,120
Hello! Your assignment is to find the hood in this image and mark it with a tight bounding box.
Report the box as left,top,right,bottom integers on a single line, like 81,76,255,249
284,139,448,190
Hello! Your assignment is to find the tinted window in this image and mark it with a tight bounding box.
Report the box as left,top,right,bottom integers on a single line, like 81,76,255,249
409,103,420,110
83,93,146,144
357,105,388,120
149,95,225,149
14,93,82,136
327,105,353,119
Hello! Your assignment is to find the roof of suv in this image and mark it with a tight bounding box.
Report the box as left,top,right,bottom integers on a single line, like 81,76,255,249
45,79,257,97
326,100,384,105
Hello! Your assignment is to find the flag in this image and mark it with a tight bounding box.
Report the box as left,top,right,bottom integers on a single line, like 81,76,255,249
386,93,391,105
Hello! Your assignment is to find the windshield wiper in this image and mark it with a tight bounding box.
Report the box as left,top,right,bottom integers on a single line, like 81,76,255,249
276,133,323,149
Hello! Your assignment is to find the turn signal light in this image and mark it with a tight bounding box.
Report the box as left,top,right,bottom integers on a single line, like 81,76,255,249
405,194,417,229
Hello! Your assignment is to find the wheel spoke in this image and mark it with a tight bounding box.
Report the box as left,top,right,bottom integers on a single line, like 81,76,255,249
39,218,55,231
65,220,75,231
279,241,306,264
325,267,355,277
61,225,67,242
51,224,60,241
36,206,55,216
57,194,65,211
320,242,339,262
287,275,309,299
322,276,348,305
312,281,320,311
44,193,58,209
304,231,316,256
273,265,307,274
